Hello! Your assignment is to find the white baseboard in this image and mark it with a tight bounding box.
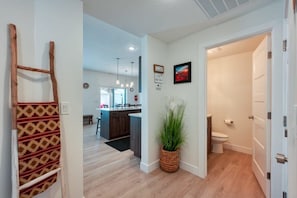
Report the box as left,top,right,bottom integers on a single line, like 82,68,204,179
140,158,201,178
138,144,250,179
140,160,159,173
180,161,200,176
224,143,252,154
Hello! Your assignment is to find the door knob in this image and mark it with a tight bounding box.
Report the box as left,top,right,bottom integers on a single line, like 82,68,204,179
275,153,288,164
248,115,254,120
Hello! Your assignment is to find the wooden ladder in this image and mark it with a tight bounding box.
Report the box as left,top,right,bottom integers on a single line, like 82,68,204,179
9,24,65,198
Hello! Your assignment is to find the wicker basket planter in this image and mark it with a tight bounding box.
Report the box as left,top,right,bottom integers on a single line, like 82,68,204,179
159,147,180,173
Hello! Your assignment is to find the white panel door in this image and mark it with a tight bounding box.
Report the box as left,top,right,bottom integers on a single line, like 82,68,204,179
286,0,297,196
252,35,271,197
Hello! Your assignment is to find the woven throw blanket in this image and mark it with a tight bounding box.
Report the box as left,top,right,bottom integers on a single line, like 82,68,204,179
16,102,61,198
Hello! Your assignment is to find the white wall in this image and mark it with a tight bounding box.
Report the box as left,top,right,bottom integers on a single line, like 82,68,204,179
34,1,83,198
142,2,284,190
0,1,83,198
83,69,139,120
167,36,200,174
0,1,35,197
207,52,253,154
167,1,284,196
140,35,168,172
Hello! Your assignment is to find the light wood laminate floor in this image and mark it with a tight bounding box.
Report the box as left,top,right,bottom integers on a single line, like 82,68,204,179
83,124,265,198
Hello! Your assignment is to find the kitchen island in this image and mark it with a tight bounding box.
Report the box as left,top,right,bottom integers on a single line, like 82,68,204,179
100,107,141,140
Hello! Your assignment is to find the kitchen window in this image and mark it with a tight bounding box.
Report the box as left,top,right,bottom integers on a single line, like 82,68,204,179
100,87,127,108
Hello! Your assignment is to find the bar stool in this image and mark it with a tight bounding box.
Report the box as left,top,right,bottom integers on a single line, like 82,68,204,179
96,117,101,135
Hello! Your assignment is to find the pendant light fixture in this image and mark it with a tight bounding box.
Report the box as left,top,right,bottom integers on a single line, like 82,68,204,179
116,58,120,85
120,65,124,87
125,69,129,88
130,61,134,88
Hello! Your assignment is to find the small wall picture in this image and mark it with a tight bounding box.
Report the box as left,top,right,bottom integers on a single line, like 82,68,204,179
154,64,164,73
174,62,191,84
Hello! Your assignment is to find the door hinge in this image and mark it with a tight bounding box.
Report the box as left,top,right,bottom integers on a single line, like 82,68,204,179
283,116,287,127
284,129,288,138
267,112,271,120
267,172,271,180
283,191,287,198
267,51,272,59
283,40,287,52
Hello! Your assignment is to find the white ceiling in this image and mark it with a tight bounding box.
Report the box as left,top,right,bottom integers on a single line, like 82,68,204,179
207,33,266,60
82,0,279,75
83,14,141,76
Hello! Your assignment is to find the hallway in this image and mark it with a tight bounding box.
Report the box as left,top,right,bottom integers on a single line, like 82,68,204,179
83,124,264,198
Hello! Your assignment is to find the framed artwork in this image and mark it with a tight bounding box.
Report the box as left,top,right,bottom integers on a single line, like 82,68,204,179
174,62,191,84
154,64,164,73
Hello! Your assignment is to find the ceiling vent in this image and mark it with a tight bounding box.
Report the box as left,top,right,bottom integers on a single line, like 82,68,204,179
194,0,249,18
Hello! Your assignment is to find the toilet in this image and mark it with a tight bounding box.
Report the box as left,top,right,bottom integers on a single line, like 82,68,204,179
211,131,229,153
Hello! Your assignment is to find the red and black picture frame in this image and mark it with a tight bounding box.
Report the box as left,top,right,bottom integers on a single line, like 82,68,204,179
174,62,191,84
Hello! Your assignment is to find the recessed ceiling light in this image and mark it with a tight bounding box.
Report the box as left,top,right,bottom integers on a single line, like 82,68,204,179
207,49,214,54
129,46,135,51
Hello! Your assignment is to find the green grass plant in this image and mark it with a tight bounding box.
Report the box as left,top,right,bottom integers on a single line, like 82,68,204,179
160,102,185,151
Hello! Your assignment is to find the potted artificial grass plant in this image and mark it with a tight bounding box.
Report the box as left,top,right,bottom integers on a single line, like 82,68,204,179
159,99,186,172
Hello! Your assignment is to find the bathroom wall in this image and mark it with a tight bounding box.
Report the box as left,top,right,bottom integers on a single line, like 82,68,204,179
207,51,253,154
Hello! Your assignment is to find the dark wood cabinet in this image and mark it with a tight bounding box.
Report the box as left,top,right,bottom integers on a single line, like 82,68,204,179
100,109,141,140
207,116,212,156
118,111,130,137
130,116,141,158
109,112,120,138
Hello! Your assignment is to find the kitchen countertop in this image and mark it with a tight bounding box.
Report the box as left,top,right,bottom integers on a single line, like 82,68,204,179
97,107,141,112
128,113,142,118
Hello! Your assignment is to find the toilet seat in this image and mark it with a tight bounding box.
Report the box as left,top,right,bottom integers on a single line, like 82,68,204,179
212,131,228,138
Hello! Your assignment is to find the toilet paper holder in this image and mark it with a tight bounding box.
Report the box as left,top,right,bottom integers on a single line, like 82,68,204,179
224,119,234,125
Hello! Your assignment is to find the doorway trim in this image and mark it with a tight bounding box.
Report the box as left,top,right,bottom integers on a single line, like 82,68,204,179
197,21,284,197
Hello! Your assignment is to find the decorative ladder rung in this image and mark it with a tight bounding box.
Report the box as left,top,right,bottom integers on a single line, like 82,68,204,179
17,65,50,74
19,168,61,191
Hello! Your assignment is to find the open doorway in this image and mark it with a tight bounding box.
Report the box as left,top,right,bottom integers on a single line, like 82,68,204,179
206,33,271,196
